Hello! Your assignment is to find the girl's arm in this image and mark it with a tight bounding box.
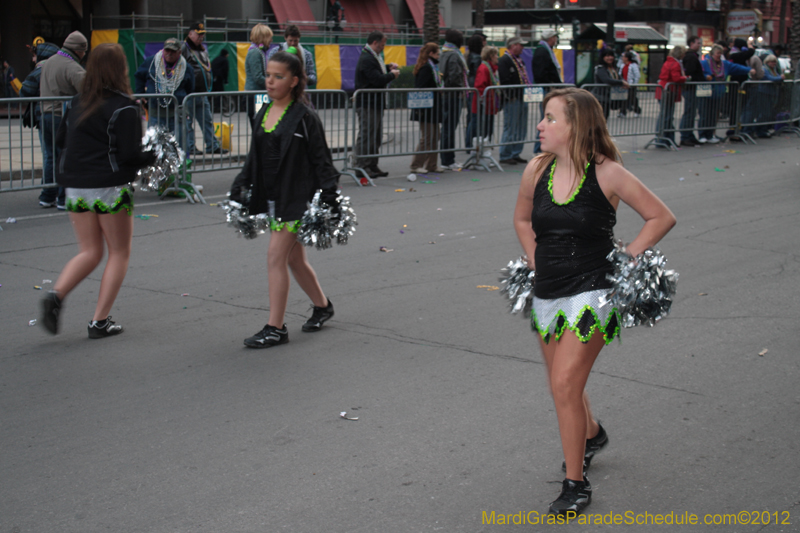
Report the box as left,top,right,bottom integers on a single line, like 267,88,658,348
597,160,676,257
513,160,545,266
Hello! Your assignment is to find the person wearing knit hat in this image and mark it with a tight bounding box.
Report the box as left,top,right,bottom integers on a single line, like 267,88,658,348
63,31,88,53
38,31,87,209
19,42,60,129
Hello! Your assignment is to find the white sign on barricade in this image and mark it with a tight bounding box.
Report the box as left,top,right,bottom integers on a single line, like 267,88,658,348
254,93,270,113
407,91,434,109
524,87,544,103
610,87,628,100
696,84,712,97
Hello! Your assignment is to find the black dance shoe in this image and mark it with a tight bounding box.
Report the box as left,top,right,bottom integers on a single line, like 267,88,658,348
562,422,608,472
302,299,334,332
549,477,592,516
88,317,124,339
244,324,289,348
41,290,62,335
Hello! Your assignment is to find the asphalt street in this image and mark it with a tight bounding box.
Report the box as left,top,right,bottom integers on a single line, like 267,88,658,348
2,134,799,532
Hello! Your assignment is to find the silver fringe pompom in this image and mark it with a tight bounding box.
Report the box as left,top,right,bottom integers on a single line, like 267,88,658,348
297,191,358,250
137,126,184,192
498,257,535,316
600,240,679,328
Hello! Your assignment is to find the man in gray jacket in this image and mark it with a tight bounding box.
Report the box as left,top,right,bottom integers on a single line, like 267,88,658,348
267,25,317,86
438,29,467,169
39,31,86,209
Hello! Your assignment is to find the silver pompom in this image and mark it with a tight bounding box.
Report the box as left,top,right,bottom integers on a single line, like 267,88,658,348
137,126,185,192
218,196,269,239
601,240,679,328
499,257,535,316
297,191,358,250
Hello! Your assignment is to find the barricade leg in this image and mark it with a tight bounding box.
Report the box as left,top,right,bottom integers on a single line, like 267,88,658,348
679,89,698,143
647,95,678,150
440,93,463,167
352,106,380,186
39,113,64,206
410,121,440,172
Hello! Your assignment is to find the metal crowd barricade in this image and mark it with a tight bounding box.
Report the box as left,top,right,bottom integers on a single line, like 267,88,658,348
579,83,661,140
789,79,800,135
738,80,800,141
639,81,741,150
133,93,199,201
179,89,356,195
350,87,479,186
1,96,71,193
475,84,573,171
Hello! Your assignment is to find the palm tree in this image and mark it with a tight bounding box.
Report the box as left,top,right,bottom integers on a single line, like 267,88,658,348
475,0,485,29
792,0,800,76
424,0,440,44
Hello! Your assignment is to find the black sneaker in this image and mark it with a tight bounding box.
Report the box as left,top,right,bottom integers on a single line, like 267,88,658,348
244,323,288,348
41,290,62,335
88,316,124,339
562,423,608,472
549,477,592,516
512,156,528,164
302,299,334,332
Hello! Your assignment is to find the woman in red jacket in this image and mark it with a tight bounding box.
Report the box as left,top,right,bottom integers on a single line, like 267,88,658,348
472,46,500,159
655,46,688,147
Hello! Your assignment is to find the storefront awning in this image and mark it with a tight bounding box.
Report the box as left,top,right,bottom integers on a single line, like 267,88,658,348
403,0,445,30
335,0,397,32
584,24,668,45
267,0,317,32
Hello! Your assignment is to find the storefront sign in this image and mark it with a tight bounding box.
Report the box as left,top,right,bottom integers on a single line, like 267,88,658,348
698,28,716,47
667,23,688,48
726,10,762,37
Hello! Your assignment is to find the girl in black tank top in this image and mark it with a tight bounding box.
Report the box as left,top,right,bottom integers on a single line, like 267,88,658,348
512,88,676,517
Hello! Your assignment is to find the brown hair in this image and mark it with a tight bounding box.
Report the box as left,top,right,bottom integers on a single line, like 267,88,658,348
532,87,622,187
77,43,132,123
268,51,307,104
413,43,439,76
284,25,301,39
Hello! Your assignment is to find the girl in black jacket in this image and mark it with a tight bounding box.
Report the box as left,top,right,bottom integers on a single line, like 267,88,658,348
41,43,154,339
230,51,340,348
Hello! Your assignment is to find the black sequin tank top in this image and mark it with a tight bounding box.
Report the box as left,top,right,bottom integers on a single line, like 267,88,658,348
532,160,617,299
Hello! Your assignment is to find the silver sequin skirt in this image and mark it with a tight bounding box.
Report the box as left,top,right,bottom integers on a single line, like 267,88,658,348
65,184,134,215
532,289,620,345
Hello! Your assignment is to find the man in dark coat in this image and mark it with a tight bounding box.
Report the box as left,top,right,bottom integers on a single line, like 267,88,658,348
497,36,530,165
531,29,562,153
181,22,226,154
353,31,399,182
679,36,706,146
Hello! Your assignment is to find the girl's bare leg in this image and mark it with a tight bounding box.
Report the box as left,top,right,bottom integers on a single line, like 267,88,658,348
287,241,327,308
53,212,105,299
93,212,133,321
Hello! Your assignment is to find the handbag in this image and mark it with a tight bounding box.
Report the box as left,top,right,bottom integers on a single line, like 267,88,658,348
22,103,36,128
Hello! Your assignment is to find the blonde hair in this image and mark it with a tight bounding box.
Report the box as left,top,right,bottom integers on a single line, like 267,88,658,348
710,44,724,57
764,54,777,63
481,46,499,62
250,24,273,46
669,45,686,59
531,88,622,187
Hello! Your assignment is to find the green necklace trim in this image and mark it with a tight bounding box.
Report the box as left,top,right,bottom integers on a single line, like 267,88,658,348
262,100,293,133
548,160,591,206
269,219,302,233
531,304,621,346
66,187,134,216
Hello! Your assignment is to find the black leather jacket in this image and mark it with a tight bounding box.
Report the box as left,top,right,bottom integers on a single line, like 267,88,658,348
231,101,340,220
